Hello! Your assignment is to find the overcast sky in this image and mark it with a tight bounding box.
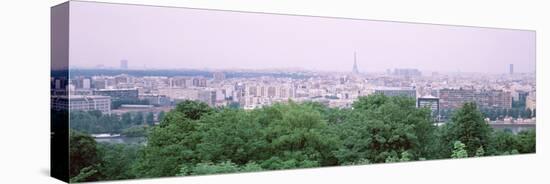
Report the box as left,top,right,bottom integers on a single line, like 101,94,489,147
68,1,535,74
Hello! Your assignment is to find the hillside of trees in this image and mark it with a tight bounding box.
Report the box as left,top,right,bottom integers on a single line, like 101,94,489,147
68,94,536,182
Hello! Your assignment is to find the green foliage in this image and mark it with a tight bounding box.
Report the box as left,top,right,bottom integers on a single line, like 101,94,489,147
342,158,371,166
68,97,536,181
186,161,240,175
132,101,214,177
157,111,166,122
500,149,520,155
174,100,213,120
385,155,399,163
133,114,200,177
332,110,372,164
474,146,485,157
121,125,149,137
69,130,100,180
70,111,121,134
384,151,411,163
241,162,264,172
451,141,468,158
259,156,320,170
134,112,144,125
121,113,132,126
260,103,340,167
487,129,535,155
478,107,533,121
400,151,412,162
227,102,241,109
195,108,267,164
146,112,155,126
134,101,340,177
351,93,390,111
70,166,99,183
488,130,519,155
444,102,492,156
516,130,536,153
177,161,264,176
97,143,140,180
70,110,153,134
341,94,436,163
69,130,144,182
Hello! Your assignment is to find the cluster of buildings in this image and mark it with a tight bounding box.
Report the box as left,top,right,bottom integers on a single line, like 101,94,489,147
438,88,512,110
51,61,536,125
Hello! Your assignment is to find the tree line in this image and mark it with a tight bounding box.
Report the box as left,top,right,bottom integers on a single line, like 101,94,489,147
68,94,536,182
69,110,165,136
440,107,535,121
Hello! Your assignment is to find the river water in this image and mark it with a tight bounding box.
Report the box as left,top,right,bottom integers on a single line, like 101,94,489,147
94,136,147,145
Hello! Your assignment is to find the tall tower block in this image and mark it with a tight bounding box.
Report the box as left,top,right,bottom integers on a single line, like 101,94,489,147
352,52,359,74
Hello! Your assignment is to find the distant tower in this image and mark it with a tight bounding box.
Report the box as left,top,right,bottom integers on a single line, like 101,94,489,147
352,52,359,74
509,64,514,75
120,59,128,70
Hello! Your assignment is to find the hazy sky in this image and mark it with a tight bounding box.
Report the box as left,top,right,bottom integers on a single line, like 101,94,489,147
69,1,535,73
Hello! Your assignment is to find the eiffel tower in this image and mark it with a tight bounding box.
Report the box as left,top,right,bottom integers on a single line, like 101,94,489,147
352,52,359,74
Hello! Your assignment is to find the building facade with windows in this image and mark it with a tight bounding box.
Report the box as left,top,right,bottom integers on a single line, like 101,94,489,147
417,95,440,122
52,95,111,114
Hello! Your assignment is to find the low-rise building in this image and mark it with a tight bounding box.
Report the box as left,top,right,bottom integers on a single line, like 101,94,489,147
417,95,440,122
52,95,111,114
93,88,139,100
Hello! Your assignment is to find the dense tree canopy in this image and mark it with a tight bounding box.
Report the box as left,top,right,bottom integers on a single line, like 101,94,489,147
337,94,437,163
96,143,140,180
69,130,100,182
441,102,492,156
68,97,536,182
451,141,468,158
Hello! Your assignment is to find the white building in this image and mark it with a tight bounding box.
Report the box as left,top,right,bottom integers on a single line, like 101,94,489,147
52,95,111,114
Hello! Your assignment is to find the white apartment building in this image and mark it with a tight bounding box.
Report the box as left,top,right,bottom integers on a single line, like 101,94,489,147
52,95,111,114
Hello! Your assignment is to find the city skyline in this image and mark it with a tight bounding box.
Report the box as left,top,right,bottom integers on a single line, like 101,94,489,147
70,60,534,76
51,2,537,182
67,1,535,74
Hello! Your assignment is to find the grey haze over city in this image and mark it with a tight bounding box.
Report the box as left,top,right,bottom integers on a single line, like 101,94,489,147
68,1,535,74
